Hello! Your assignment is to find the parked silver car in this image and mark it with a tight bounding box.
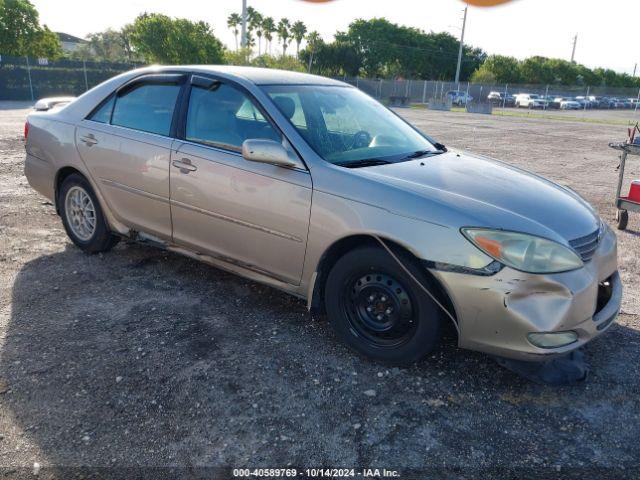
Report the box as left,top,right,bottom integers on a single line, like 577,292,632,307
24,66,621,365
445,90,473,106
558,97,582,110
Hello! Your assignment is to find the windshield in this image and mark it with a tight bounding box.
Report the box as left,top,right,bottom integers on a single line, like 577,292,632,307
261,85,437,166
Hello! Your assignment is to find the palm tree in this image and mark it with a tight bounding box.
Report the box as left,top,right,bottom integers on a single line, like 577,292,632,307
262,17,276,55
227,13,242,51
291,21,308,57
246,6,258,22
277,18,291,57
249,10,264,55
245,31,256,51
306,30,322,72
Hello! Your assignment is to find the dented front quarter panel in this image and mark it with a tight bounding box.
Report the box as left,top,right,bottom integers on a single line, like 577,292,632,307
430,226,620,360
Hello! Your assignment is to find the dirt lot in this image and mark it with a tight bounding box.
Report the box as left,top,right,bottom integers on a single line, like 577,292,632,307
1,102,639,478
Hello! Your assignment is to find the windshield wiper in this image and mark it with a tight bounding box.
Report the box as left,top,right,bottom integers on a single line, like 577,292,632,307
334,159,392,168
434,142,447,152
405,149,432,159
402,149,446,161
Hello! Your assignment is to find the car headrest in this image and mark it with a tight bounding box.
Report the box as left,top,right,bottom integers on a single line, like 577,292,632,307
273,96,296,120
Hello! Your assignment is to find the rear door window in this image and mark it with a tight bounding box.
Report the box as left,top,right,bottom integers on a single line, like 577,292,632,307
111,83,181,136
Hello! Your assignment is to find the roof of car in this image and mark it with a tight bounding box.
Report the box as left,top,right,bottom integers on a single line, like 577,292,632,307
160,65,348,86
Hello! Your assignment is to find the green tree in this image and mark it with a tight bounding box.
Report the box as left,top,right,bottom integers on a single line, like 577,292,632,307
470,54,640,88
0,0,62,58
227,12,241,50
224,47,252,66
277,18,291,56
300,40,361,77
72,28,140,62
334,18,485,80
129,13,225,64
470,68,496,84
120,24,136,62
471,54,520,84
304,30,322,72
262,17,276,55
30,25,61,58
254,15,264,55
518,56,555,84
252,53,306,72
247,8,263,55
291,20,307,56
224,47,305,72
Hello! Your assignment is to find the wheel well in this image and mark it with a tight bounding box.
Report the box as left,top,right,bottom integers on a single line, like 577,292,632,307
310,235,458,332
54,167,83,212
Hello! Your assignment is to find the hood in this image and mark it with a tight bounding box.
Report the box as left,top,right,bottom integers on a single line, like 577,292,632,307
354,151,599,243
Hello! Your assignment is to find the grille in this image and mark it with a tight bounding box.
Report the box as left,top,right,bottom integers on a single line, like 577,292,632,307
569,228,601,262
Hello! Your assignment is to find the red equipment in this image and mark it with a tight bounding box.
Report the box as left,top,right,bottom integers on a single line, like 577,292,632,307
610,124,640,230
625,180,640,203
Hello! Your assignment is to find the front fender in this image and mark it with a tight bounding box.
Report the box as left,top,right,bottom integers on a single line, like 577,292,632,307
300,190,493,300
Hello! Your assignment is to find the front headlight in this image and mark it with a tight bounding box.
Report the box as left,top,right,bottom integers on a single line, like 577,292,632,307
461,228,583,274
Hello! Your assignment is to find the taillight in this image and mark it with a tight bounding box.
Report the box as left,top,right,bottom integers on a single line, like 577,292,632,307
24,121,29,141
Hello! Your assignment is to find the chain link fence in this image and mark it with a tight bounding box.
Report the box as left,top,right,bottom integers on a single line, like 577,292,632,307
340,77,640,119
0,55,142,101
2,54,640,121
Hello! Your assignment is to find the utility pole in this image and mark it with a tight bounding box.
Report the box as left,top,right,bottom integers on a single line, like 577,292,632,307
634,63,637,77
570,34,577,63
241,0,248,48
454,4,468,86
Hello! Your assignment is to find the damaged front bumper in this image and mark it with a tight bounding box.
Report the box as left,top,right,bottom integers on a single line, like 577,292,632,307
430,226,621,361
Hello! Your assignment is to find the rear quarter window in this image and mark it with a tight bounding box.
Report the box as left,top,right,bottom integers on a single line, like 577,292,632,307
88,95,115,124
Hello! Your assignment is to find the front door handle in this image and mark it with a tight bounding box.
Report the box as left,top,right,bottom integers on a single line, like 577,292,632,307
172,158,198,173
80,133,98,146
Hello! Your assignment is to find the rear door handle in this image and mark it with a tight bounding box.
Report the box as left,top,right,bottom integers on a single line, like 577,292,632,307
80,133,98,146
172,158,198,173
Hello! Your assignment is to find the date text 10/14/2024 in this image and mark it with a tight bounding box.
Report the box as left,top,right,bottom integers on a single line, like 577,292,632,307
232,468,400,478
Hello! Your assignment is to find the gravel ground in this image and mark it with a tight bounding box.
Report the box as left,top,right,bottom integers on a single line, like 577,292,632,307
1,102,639,478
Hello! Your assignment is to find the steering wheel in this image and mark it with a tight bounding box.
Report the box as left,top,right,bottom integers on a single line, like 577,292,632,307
350,130,372,150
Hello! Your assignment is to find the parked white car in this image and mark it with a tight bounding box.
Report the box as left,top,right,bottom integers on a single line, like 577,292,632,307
514,93,545,109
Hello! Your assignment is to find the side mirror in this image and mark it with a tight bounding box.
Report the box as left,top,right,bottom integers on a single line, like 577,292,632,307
242,139,298,168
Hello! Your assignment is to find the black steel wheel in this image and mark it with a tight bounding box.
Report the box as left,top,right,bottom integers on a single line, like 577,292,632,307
344,273,417,348
325,246,443,365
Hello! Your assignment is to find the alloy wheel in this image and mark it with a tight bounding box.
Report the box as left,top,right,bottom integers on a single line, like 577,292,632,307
64,186,96,241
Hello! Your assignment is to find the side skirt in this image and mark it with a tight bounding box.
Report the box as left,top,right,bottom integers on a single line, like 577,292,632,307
123,230,306,300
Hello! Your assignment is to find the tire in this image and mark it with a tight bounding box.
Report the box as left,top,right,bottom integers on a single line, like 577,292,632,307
59,173,119,253
324,246,442,365
616,209,628,231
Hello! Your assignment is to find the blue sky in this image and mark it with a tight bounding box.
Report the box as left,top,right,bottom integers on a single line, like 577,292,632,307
34,0,640,75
